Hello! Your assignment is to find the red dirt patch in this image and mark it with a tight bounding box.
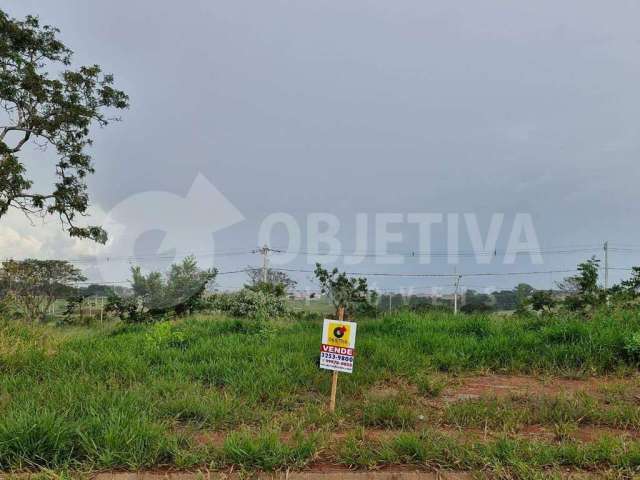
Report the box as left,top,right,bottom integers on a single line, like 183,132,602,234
562,425,640,442
442,375,637,402
92,472,473,480
192,430,227,447
190,425,640,450
368,381,418,399
88,469,609,480
517,423,640,442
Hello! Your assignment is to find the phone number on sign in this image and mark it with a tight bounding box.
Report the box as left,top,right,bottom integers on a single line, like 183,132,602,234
321,352,353,363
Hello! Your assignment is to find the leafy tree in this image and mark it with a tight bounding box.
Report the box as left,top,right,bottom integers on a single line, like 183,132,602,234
80,283,115,297
619,267,640,297
61,293,100,325
245,267,296,298
528,290,556,312
514,283,534,312
165,256,216,315
492,289,518,311
0,258,85,321
576,257,600,294
405,295,436,312
105,294,143,323
131,267,165,312
558,257,602,311
314,263,374,319
116,256,216,321
0,10,128,241
608,266,640,305
247,281,287,297
463,289,495,313
62,293,84,317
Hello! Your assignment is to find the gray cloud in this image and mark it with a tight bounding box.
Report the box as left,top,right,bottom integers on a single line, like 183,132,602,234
3,0,640,290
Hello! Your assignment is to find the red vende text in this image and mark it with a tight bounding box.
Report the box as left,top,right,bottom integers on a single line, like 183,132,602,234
321,344,354,356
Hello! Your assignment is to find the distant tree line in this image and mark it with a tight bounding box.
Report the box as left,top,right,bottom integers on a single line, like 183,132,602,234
376,256,640,316
2,254,640,323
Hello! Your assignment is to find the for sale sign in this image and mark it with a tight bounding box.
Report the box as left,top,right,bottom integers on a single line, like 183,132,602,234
320,318,357,374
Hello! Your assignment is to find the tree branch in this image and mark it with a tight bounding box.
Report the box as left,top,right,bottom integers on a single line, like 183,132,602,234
9,131,31,153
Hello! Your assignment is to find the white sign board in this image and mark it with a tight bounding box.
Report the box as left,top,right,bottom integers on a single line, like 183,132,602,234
320,318,357,374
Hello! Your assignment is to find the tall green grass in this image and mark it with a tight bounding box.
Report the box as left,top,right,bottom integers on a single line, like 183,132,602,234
0,309,638,470
337,430,640,473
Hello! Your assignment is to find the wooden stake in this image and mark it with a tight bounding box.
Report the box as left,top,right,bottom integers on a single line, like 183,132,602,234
329,306,345,413
329,370,338,412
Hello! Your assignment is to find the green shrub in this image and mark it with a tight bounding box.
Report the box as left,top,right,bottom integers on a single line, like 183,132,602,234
145,321,188,350
624,331,640,361
209,289,289,319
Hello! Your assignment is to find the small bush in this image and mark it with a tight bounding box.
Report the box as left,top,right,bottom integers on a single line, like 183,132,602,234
208,289,289,319
145,322,188,350
624,331,640,362
0,296,24,321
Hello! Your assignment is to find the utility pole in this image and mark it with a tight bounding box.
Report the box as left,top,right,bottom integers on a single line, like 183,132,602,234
453,275,462,314
260,245,269,283
604,241,609,306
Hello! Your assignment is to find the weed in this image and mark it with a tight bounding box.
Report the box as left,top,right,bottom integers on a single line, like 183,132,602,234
221,430,318,470
415,373,447,397
361,395,416,428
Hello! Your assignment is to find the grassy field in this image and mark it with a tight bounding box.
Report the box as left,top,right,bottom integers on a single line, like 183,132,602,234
1,310,640,477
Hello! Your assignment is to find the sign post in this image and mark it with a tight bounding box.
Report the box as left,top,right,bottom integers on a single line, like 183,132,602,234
320,306,357,412
329,308,343,413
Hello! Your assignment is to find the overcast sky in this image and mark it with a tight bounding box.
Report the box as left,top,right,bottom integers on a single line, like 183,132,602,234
2,1,640,291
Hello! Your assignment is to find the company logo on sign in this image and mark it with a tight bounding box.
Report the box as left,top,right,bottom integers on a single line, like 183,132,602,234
327,322,351,347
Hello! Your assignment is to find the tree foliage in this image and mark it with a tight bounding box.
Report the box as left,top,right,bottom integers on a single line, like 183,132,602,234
108,256,216,322
245,267,296,297
209,289,289,319
513,283,534,312
558,257,601,311
617,267,640,298
0,258,85,321
527,290,556,312
314,263,376,319
462,289,495,314
0,9,128,241
607,266,640,307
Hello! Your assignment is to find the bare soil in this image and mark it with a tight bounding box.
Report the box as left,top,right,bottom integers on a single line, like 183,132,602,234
441,374,639,402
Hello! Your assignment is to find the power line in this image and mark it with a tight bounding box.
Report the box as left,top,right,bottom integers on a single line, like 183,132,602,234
74,264,640,287
271,266,584,278
72,267,253,286
61,249,257,265
269,246,602,258
51,243,615,265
